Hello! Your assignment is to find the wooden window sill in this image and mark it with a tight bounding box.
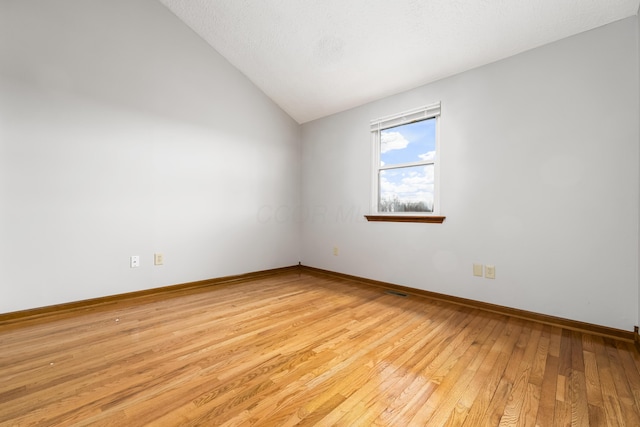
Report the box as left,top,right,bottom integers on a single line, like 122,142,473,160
364,215,446,223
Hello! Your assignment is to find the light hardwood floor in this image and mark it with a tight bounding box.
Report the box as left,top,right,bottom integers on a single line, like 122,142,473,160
2,271,640,426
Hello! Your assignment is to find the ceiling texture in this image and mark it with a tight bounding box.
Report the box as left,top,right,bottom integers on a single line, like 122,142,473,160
159,0,640,124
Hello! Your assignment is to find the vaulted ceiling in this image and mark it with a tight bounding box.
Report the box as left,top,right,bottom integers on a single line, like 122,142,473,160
159,0,640,123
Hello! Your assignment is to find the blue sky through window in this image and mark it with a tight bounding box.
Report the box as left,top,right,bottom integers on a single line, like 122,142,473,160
380,118,435,166
378,118,436,212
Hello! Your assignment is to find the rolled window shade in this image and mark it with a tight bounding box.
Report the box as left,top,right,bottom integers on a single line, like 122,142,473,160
370,102,441,132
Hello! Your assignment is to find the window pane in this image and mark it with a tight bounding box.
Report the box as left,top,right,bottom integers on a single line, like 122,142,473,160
379,165,434,212
380,118,436,167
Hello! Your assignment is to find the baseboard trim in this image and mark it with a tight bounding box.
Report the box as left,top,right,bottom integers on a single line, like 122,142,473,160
635,327,640,352
0,265,300,326
300,265,635,342
4,264,634,343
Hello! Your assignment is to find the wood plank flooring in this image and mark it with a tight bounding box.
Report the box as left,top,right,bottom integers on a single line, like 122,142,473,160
2,271,640,426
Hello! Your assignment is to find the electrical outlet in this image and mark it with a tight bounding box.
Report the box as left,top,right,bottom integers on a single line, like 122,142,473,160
485,265,495,279
154,253,164,265
333,246,339,256
473,263,483,277
130,255,140,268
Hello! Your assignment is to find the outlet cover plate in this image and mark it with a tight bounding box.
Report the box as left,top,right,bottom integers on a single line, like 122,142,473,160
485,265,495,279
130,255,140,268
154,253,164,265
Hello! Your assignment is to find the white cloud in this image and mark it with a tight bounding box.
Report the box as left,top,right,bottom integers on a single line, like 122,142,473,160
380,131,409,153
419,151,436,162
380,166,434,203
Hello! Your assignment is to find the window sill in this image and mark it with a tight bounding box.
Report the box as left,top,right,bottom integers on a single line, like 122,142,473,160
364,215,446,223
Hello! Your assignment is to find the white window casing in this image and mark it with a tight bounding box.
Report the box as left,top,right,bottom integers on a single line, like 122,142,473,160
370,102,441,216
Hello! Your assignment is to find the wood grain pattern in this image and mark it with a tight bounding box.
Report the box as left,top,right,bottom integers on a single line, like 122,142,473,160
0,266,300,326
2,271,640,426
300,266,634,342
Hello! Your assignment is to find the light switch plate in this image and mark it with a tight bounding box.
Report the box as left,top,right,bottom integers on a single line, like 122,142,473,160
473,263,483,277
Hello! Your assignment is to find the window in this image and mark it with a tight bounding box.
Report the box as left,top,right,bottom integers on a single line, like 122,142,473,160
366,103,445,223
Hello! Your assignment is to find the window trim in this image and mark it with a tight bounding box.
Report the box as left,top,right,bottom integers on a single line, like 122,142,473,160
369,103,443,222
364,215,445,223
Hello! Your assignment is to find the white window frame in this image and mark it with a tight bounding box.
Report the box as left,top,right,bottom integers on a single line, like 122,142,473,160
370,102,441,216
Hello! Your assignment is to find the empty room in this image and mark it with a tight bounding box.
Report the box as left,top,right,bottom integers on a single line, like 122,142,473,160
1,0,640,425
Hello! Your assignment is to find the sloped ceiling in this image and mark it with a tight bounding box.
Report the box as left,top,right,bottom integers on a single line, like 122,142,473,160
159,0,640,123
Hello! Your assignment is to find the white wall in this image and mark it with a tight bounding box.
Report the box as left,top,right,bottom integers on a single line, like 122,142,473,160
637,7,640,330
0,0,300,313
301,17,640,331
1,2,637,332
